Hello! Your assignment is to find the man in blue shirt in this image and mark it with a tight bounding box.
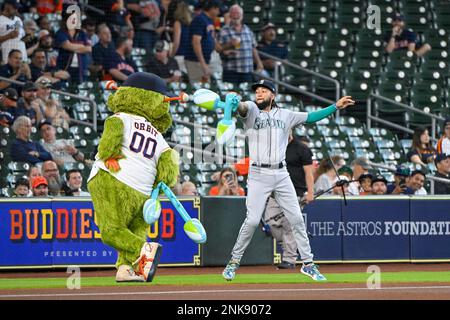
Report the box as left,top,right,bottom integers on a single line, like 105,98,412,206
184,0,221,84
0,87,17,127
104,37,137,82
257,23,288,76
384,13,431,57
92,24,115,77
10,115,52,164
0,49,31,93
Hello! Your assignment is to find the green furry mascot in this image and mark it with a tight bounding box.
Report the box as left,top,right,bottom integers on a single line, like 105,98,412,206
87,72,179,282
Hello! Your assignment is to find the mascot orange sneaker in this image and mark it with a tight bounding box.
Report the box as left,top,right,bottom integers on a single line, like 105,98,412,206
134,242,162,282
115,265,145,282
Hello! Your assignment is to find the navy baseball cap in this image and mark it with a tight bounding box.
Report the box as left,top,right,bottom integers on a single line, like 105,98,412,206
393,13,404,21
435,153,450,166
22,81,38,92
3,88,18,101
251,79,276,93
123,72,176,97
4,0,22,9
371,175,387,186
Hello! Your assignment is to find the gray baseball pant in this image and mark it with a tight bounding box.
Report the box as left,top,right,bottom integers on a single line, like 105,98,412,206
230,166,313,263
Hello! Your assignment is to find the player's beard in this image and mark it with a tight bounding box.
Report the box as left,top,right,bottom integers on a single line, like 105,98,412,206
256,97,272,110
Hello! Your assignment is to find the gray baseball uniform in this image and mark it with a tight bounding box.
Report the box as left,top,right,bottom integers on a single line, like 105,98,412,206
229,101,314,263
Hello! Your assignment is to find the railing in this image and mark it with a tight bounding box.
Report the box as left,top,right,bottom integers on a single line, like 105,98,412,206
368,160,450,195
256,50,341,103
0,77,98,131
366,93,446,141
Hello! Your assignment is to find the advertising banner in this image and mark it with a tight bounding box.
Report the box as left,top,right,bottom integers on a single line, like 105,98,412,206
410,196,450,261
0,197,201,268
303,198,343,261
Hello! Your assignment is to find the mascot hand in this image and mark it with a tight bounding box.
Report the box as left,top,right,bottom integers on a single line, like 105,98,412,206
105,155,124,173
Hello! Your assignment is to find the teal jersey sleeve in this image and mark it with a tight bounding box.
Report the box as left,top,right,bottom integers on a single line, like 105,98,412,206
305,104,337,123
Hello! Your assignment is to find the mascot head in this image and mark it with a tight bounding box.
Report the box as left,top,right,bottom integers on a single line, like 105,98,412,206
107,72,175,133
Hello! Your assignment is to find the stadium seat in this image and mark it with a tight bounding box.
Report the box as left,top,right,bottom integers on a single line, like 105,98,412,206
334,1,366,32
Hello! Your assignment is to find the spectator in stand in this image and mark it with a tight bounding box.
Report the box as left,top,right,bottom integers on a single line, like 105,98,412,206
407,127,437,167
332,175,350,196
348,157,371,195
156,0,175,42
184,0,221,84
37,30,58,68
403,170,427,195
92,24,115,79
36,0,62,15
22,19,39,57
170,0,193,74
0,49,31,93
209,167,245,196
82,18,99,47
147,39,181,84
13,177,30,197
29,49,71,86
180,181,199,196
14,81,44,126
35,76,70,130
0,88,18,127
437,118,450,155
127,0,161,51
433,154,450,194
37,15,52,33
387,165,410,194
100,0,134,40
10,115,52,164
257,23,288,76
314,155,344,194
370,175,388,195
62,169,90,196
17,0,37,14
54,8,92,84
104,37,138,82
216,4,264,84
31,175,49,197
27,164,42,182
358,173,373,195
41,160,62,196
385,13,431,57
39,120,84,166
0,0,27,65
338,166,353,182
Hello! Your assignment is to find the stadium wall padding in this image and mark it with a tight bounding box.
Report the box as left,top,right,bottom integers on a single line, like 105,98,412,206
1,196,450,269
200,196,274,266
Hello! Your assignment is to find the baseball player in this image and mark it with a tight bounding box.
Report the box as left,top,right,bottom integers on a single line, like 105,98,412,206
222,80,354,281
0,0,27,64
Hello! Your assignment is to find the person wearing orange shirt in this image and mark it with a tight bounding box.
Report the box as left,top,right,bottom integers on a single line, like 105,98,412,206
209,167,245,196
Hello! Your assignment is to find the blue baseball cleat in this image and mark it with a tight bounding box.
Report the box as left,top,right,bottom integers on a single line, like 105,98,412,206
300,263,327,281
222,260,240,281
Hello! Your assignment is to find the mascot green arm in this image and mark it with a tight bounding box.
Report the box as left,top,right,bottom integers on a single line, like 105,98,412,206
98,116,124,162
154,148,180,188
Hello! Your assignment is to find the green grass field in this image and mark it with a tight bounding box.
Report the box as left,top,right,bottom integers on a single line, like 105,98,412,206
1,271,450,290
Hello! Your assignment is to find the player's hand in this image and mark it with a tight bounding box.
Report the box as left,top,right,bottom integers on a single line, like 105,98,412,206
105,155,124,173
305,192,314,204
335,96,355,109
